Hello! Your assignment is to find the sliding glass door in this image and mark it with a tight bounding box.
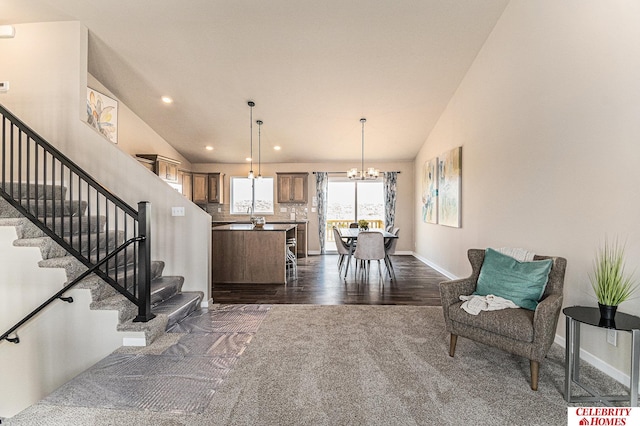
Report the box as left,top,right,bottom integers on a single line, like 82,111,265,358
325,178,384,251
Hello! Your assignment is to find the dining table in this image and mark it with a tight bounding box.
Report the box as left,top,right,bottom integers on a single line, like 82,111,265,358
338,228,398,277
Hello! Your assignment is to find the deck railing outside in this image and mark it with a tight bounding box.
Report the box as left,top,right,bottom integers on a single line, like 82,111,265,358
326,219,384,241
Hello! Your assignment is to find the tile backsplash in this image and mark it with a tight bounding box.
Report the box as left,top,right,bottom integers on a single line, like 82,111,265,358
203,203,309,222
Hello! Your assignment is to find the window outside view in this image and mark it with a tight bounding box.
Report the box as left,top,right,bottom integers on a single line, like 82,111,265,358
231,177,274,214
326,180,384,250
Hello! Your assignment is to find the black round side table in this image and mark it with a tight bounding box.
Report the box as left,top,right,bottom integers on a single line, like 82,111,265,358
563,306,640,406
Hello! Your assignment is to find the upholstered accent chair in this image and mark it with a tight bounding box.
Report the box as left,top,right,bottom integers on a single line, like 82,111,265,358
439,249,567,391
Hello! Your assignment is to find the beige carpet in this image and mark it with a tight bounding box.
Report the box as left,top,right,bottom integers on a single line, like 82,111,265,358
6,305,626,426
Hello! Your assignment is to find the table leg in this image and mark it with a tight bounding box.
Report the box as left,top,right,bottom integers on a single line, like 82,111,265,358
344,238,354,278
573,320,581,381
565,316,573,402
631,329,639,407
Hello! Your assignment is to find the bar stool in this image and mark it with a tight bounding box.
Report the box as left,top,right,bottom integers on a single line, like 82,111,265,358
286,237,297,280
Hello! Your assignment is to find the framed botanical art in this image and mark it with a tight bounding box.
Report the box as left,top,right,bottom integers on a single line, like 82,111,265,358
421,157,438,223
86,88,118,144
438,146,462,228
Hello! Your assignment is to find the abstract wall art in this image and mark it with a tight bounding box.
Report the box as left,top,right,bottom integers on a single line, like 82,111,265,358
421,157,438,224
438,146,462,228
86,88,118,144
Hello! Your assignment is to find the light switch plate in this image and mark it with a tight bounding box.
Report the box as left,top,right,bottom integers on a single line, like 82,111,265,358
171,206,185,216
607,329,617,346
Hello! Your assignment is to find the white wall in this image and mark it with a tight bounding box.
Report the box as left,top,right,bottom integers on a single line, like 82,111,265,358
192,161,415,253
414,0,640,383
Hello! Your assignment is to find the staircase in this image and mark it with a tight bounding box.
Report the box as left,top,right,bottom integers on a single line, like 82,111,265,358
0,183,203,344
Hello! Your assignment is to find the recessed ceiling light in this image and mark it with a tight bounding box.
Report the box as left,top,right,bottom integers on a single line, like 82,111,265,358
274,146,281,151
161,96,173,104
205,146,214,151
246,157,252,162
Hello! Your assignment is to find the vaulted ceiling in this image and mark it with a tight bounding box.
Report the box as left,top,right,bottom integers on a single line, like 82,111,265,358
2,0,509,164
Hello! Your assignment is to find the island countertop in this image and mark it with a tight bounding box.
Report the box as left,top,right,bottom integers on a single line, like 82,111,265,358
211,223,296,231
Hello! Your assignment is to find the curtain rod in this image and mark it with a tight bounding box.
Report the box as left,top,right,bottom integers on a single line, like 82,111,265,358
312,171,401,174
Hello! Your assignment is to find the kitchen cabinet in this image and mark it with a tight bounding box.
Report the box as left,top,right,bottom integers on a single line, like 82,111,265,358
178,170,193,201
295,222,307,258
136,154,180,183
276,173,308,203
208,173,224,203
192,173,208,204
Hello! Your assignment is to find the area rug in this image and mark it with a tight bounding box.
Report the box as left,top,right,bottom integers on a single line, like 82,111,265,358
206,305,625,426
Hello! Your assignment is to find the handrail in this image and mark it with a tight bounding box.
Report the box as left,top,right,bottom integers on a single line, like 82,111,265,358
0,105,137,218
1,236,146,344
0,103,155,339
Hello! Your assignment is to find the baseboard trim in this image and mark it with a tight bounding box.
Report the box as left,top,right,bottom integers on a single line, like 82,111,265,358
411,252,458,280
553,334,630,387
122,336,147,347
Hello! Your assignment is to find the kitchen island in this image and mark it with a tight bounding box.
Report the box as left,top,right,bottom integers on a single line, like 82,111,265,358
211,223,297,284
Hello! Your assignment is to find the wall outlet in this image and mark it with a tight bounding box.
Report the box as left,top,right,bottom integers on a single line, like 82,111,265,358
171,206,185,217
607,329,617,346
217,207,222,213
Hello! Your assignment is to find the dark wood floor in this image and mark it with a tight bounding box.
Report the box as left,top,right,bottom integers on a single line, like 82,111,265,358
212,254,447,305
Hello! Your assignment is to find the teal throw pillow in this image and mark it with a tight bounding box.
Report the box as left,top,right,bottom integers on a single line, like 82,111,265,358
474,248,553,310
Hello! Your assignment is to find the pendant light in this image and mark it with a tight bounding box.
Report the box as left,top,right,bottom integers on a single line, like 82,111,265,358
347,118,379,180
247,101,255,179
256,119,263,179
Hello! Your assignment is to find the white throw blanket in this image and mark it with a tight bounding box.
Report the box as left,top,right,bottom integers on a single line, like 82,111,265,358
460,294,519,315
495,247,535,262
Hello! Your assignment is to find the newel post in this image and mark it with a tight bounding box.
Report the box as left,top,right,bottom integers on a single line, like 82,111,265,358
134,201,156,322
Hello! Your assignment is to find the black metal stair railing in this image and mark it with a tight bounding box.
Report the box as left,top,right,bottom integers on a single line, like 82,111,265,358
0,104,155,344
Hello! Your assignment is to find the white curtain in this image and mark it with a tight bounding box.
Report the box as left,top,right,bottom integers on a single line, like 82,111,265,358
315,172,328,254
383,172,398,229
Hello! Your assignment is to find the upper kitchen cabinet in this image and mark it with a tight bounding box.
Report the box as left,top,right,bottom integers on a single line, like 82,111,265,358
208,173,224,204
192,173,224,204
192,173,208,204
178,170,193,201
136,154,180,183
277,173,308,203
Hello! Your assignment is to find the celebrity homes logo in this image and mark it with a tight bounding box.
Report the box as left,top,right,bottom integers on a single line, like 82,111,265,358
567,407,637,426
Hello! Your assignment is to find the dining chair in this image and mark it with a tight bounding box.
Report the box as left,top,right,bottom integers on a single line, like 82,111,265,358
353,231,386,279
384,228,399,280
333,226,352,273
349,222,359,228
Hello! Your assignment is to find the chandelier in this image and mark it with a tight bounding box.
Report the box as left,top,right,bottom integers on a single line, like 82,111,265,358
347,118,379,180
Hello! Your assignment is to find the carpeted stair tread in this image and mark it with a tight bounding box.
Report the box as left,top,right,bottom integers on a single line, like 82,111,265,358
150,276,185,306
15,199,88,217
90,293,138,323
153,291,204,329
13,236,67,259
117,313,169,344
1,215,107,238
64,230,125,255
1,183,67,200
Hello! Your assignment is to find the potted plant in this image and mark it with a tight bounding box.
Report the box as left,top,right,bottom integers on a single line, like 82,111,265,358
590,237,638,320
358,219,369,231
